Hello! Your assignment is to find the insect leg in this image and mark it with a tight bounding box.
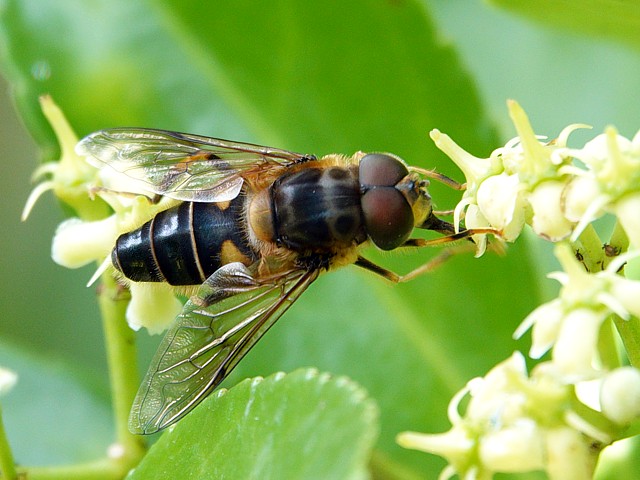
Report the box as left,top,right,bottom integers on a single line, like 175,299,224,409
355,227,502,283
355,246,471,284
90,185,163,204
404,227,502,247
354,256,400,282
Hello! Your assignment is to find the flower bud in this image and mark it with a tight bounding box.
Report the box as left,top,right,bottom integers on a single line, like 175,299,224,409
126,282,183,334
529,180,575,241
552,308,603,380
615,192,640,249
600,367,640,425
479,420,544,472
545,427,597,480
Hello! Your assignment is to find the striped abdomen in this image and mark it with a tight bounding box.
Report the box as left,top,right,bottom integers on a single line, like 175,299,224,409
112,195,257,286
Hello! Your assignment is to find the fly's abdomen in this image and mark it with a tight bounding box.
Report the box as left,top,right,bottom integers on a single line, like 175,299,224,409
272,166,366,251
112,196,257,285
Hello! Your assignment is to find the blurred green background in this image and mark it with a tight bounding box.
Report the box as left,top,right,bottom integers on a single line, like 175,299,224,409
1,0,639,478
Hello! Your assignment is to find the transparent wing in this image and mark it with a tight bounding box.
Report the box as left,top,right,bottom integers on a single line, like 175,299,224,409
128,262,319,435
76,128,313,202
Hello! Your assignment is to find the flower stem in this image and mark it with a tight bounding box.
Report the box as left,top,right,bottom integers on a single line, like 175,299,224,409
97,273,146,465
18,458,122,480
0,405,17,480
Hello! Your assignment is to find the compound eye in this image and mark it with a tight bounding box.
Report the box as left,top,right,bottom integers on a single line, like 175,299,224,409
362,187,413,250
359,153,408,187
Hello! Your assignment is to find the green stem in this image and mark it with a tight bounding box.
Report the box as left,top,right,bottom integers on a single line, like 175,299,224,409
11,258,146,480
0,406,17,480
97,273,146,466
18,458,122,480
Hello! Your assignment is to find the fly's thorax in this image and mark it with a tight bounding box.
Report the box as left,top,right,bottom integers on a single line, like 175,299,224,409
248,165,367,253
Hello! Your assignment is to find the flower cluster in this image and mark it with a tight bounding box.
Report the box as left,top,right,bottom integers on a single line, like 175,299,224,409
515,244,640,378
398,353,600,480
24,97,182,333
431,100,640,254
399,245,640,479
399,101,640,479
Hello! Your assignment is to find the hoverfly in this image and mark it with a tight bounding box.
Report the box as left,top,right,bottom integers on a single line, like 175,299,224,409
77,128,496,435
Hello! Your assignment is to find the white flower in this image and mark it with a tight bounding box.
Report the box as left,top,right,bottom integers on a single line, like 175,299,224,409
600,366,640,425
478,419,545,473
432,101,588,251
552,308,604,380
615,192,640,249
397,428,475,479
513,300,563,359
529,180,575,241
561,127,640,243
544,427,596,480
52,216,119,268
0,367,18,397
22,96,108,222
24,97,185,334
515,243,640,378
126,282,183,334
475,173,526,242
397,352,601,479
432,101,640,253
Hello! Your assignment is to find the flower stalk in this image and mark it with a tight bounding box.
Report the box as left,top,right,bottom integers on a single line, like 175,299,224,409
97,272,146,467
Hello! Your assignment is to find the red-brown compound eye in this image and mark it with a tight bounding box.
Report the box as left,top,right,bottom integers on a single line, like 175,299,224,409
361,187,413,250
359,153,409,187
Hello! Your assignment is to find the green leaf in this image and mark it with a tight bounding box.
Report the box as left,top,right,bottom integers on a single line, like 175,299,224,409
0,339,112,465
489,0,640,51
127,369,378,480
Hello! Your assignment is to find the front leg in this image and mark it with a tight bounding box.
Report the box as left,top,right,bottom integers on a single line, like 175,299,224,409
354,246,470,283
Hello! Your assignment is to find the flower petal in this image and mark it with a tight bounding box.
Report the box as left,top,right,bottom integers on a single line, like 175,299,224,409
529,180,575,241
126,282,183,334
552,308,604,380
0,367,18,397
600,366,640,425
476,173,526,241
479,419,544,472
51,216,119,268
544,427,597,480
615,192,640,248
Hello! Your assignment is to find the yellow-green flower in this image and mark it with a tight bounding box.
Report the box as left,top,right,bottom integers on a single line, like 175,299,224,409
561,127,640,246
24,97,183,334
515,244,640,378
397,352,603,480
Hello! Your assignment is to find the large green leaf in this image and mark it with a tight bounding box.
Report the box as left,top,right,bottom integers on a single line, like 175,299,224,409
127,369,378,480
490,0,640,51
0,0,542,478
